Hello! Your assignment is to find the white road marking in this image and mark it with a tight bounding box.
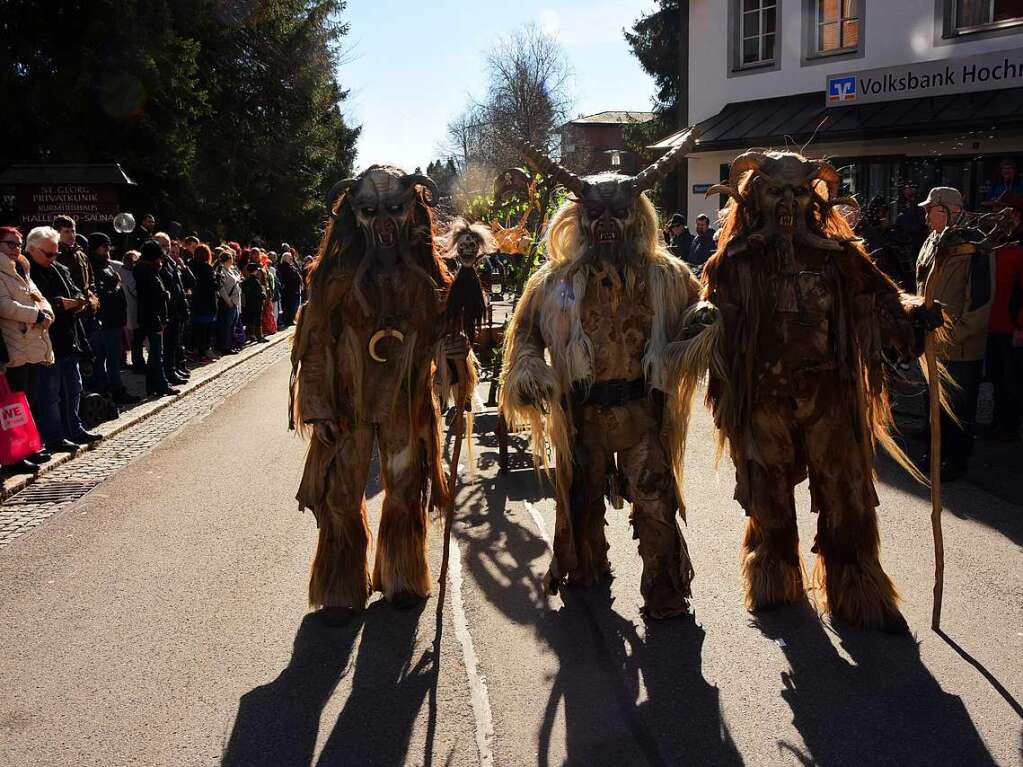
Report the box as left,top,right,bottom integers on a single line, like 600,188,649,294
523,501,553,551
446,535,496,767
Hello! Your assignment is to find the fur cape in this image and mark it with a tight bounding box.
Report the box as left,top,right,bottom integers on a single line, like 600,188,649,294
500,192,701,530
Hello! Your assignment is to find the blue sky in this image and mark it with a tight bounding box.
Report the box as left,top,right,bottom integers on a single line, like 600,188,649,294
338,0,660,172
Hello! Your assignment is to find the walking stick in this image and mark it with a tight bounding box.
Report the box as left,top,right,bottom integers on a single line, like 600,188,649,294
435,366,467,638
923,261,945,631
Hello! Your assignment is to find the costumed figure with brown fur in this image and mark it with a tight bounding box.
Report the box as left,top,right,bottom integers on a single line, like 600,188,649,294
289,165,473,625
674,151,945,633
500,131,703,619
438,217,494,344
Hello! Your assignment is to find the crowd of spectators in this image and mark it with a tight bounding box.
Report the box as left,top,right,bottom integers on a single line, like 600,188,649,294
0,214,312,475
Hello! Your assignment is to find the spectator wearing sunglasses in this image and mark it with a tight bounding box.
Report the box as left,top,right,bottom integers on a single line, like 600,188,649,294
26,226,101,453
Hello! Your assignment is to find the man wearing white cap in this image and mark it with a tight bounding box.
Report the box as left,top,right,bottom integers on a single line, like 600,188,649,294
915,187,995,480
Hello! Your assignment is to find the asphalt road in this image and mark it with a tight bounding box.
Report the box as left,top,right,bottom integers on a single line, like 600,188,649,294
1,355,1020,766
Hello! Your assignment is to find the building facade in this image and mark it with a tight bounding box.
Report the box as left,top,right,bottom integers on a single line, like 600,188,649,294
660,0,1023,223
560,111,655,176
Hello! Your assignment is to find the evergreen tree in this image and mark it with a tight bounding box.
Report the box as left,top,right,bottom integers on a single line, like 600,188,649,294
624,1,683,210
0,0,359,249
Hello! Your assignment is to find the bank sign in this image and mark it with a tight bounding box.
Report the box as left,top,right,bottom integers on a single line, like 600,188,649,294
826,49,1023,107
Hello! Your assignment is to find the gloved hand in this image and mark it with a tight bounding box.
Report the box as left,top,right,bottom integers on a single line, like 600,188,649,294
681,302,720,340
913,301,946,332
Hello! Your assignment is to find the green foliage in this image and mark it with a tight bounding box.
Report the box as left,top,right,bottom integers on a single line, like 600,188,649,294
624,1,683,210
0,0,359,249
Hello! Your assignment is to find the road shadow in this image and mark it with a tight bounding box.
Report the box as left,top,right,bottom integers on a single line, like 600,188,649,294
316,600,433,766
221,613,363,767
221,601,434,767
752,602,998,767
539,586,745,767
456,462,743,765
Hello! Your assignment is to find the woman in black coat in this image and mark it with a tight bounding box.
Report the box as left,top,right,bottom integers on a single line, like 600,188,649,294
189,245,219,360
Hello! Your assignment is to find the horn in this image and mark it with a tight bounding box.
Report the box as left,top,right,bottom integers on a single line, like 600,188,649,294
516,140,588,196
631,127,700,196
726,151,771,190
401,173,440,207
706,184,742,204
829,195,860,209
806,158,842,199
325,178,358,219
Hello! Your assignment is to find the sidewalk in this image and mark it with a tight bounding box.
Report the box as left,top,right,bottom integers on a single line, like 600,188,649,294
1,329,294,503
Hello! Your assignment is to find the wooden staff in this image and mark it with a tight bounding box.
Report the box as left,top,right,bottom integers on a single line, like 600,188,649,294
923,255,945,631
435,366,468,636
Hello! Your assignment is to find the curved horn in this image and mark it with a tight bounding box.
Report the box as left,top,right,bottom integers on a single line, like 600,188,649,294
631,127,700,196
516,141,588,197
401,173,440,207
726,151,771,190
706,184,742,204
806,158,842,199
325,178,358,219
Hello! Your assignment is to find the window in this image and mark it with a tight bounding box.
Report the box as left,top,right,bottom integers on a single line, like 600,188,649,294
816,0,859,53
740,0,778,67
952,0,1023,33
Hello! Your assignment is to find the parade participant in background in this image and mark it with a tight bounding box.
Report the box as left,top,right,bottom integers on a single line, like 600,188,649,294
684,151,944,633
501,132,701,619
438,217,493,344
290,165,471,624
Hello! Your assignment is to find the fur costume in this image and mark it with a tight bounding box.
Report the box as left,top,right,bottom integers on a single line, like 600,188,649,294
290,165,473,615
675,151,944,633
438,217,494,344
500,132,702,619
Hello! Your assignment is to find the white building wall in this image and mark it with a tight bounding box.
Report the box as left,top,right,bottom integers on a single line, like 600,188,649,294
685,0,1023,223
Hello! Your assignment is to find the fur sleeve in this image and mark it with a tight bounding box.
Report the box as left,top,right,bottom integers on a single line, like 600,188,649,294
500,266,557,427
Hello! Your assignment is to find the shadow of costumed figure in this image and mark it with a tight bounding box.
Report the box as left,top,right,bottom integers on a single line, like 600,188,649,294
500,130,704,619
289,165,475,624
674,151,946,632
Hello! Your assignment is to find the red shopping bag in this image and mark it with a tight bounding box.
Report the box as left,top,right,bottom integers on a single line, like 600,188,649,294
0,374,42,464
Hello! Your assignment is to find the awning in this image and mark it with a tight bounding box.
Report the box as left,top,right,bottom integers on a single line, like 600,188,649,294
0,163,135,185
651,87,1023,152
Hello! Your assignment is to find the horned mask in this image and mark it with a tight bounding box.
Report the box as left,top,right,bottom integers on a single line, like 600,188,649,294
517,128,699,252
708,151,858,251
324,164,438,251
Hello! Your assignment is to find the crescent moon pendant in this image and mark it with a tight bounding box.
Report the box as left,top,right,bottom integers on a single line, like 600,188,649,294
368,329,405,362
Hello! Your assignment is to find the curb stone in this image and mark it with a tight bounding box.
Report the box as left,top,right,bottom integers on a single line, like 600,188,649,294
0,329,293,504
